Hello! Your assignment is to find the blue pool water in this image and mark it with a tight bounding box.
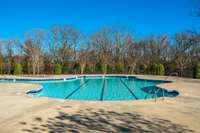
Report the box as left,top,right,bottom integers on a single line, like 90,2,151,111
1,76,179,101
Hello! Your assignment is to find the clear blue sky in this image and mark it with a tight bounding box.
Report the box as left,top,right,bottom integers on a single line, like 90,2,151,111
0,0,199,39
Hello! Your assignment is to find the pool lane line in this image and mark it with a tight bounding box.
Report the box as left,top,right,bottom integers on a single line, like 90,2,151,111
119,78,138,100
64,79,90,99
100,79,106,101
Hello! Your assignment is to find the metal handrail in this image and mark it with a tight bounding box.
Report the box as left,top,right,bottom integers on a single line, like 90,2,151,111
158,72,178,101
145,72,178,102
144,88,154,99
161,72,178,101
153,87,162,101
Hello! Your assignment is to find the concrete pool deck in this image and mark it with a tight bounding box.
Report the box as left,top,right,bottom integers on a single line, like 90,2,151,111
0,75,199,133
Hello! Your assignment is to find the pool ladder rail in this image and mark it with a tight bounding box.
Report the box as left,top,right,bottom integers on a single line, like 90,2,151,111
146,72,178,102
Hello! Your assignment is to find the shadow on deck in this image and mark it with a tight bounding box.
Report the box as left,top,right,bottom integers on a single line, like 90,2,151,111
20,106,194,133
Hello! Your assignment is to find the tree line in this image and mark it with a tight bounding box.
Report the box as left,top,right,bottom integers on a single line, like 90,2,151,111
0,26,200,78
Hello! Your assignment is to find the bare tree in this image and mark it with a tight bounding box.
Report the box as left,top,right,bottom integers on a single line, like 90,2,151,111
78,51,88,74
113,29,131,73
91,28,114,74
0,25,198,78
48,26,82,66
47,27,60,64
174,33,195,76
78,37,90,74
23,29,45,75
125,36,140,74
2,40,20,74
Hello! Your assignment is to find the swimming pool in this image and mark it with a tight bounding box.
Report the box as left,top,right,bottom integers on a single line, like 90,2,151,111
1,76,179,101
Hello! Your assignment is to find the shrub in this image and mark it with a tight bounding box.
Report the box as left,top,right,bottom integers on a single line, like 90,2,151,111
62,62,69,74
139,64,147,74
11,58,16,74
84,64,92,74
73,62,80,74
45,63,54,74
107,65,113,74
194,64,200,79
157,64,165,75
150,64,158,75
62,66,69,74
95,62,102,73
14,64,22,75
115,64,124,74
54,64,62,75
146,65,151,74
